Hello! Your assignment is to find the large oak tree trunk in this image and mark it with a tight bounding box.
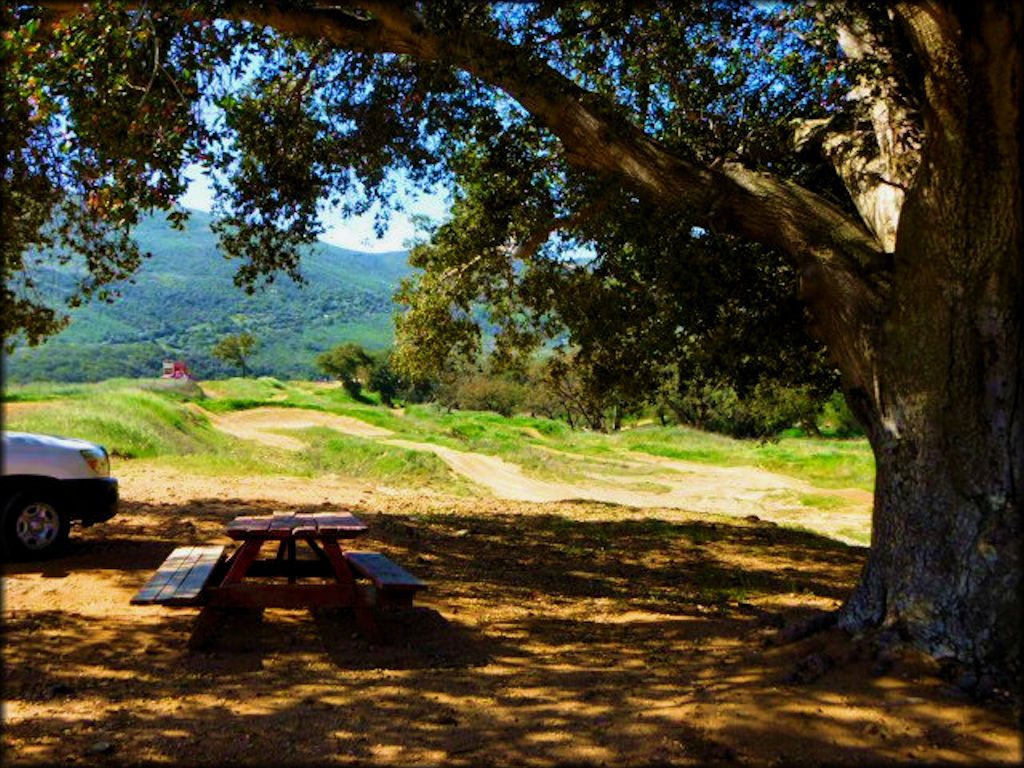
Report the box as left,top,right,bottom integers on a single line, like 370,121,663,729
841,311,1022,690
836,2,1022,690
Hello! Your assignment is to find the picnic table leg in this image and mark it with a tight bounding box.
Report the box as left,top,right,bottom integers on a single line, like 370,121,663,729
319,537,381,643
188,606,227,650
220,540,264,585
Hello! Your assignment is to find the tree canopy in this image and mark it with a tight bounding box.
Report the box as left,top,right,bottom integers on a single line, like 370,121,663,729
211,330,257,376
316,341,373,396
4,1,1020,691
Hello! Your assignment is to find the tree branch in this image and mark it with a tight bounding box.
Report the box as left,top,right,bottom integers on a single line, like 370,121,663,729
793,2,922,254
506,200,610,264
41,2,885,272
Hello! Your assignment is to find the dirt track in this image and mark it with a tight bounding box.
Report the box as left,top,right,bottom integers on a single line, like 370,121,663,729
208,406,872,544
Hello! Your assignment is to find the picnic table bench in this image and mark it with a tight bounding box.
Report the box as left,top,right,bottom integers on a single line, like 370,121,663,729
130,545,228,606
344,550,427,608
130,511,426,642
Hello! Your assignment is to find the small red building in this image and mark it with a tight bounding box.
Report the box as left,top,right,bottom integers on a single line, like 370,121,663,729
161,359,192,379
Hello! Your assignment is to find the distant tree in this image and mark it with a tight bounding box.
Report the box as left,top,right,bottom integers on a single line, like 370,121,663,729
211,332,257,377
367,350,402,407
541,353,608,432
316,342,373,398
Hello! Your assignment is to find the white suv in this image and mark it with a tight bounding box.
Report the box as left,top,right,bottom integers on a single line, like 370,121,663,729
2,431,119,559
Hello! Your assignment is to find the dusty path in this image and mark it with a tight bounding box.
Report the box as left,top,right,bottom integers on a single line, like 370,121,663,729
203,406,393,451
4,462,1018,767
206,406,871,544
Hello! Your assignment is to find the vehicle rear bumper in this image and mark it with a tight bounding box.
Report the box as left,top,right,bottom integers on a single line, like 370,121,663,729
63,477,119,526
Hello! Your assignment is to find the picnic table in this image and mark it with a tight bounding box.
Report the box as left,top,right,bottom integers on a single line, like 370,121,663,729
131,511,426,642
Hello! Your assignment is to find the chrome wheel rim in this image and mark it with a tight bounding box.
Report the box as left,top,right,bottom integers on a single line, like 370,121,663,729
14,502,61,550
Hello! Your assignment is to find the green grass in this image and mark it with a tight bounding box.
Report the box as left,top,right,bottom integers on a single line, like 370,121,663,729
797,493,852,510
295,427,481,495
611,425,875,492
3,377,875,498
835,527,872,546
2,382,98,402
3,385,221,458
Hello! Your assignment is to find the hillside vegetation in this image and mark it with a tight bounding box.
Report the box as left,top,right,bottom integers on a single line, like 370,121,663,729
4,210,410,382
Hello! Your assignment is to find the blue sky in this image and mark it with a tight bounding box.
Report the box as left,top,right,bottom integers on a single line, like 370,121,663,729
178,164,453,253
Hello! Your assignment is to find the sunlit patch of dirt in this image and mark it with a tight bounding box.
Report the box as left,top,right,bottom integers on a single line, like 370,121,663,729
1,401,51,419
204,406,394,451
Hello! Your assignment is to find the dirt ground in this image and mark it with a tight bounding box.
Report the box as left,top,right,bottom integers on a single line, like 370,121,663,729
198,406,874,545
3,411,1021,765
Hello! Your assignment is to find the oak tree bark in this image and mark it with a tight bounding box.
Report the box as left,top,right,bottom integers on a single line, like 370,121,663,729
835,2,1022,689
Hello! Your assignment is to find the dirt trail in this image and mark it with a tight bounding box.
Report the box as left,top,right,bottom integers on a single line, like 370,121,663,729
206,406,871,544
203,406,393,451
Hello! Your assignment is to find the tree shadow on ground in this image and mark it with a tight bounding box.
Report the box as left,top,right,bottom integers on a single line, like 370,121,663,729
3,496,1017,766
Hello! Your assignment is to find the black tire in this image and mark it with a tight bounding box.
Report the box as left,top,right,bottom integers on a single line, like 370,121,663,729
2,489,71,560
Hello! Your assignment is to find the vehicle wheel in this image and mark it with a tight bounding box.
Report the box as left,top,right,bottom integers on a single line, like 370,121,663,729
2,490,70,560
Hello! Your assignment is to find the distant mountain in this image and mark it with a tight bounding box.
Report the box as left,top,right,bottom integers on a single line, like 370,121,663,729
4,209,413,382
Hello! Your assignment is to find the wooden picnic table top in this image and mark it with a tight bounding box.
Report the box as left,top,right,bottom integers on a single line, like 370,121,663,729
226,512,367,541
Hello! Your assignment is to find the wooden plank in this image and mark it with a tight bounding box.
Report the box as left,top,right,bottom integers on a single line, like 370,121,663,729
130,546,197,604
206,582,356,609
266,515,298,539
226,516,273,539
151,547,204,602
314,513,367,537
130,545,225,606
165,546,226,604
311,513,364,527
343,551,427,591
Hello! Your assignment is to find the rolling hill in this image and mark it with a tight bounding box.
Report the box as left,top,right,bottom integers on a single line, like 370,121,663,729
3,209,413,382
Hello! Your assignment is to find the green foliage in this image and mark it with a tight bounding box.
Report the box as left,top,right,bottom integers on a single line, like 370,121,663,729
2,2,228,346
396,152,840,435
2,210,408,382
366,349,402,407
212,331,258,376
656,379,825,439
7,3,858,446
818,391,865,438
316,342,374,398
432,356,529,418
5,3,847,346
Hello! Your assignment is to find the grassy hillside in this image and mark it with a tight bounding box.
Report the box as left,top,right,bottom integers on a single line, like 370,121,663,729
2,378,875,501
4,210,412,383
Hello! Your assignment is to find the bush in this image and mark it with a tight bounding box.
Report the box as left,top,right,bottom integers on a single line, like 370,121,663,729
659,381,823,439
818,391,865,437
439,371,526,417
